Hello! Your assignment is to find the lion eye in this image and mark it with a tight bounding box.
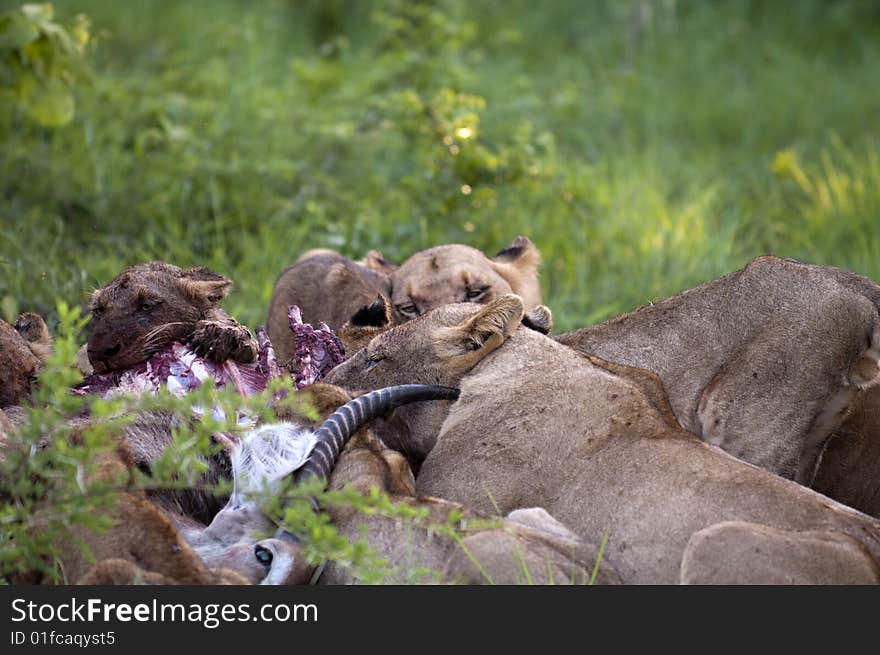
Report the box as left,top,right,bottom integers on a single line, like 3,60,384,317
139,300,162,313
465,286,489,302
365,353,386,372
395,302,419,318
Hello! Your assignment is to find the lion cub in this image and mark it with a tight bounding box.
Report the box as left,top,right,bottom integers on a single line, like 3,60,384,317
0,312,52,408
85,261,258,373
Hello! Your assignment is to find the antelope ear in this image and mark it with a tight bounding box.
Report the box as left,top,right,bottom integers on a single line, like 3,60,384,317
359,250,398,276
177,267,232,306
435,294,524,373
490,236,542,309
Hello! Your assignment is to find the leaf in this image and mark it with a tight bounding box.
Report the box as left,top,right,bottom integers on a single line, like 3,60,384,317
0,57,16,86
70,14,90,49
0,12,39,49
1,295,18,324
20,3,54,22
18,72,74,126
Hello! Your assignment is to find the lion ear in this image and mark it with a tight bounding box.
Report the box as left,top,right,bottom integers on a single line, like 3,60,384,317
338,295,393,354
349,295,392,328
434,294,524,374
491,236,542,309
14,312,53,363
177,267,232,306
359,250,398,276
522,304,553,335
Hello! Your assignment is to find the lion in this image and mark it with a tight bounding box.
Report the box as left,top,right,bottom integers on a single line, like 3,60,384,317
0,312,50,470
320,432,619,585
266,250,393,363
336,293,553,358
279,384,619,585
7,432,252,585
0,312,52,408
324,296,880,584
73,261,261,522
554,256,880,485
266,236,542,363
85,261,258,373
54,382,613,585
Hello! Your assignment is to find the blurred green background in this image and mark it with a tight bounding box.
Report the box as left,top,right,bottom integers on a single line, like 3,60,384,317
2,0,879,334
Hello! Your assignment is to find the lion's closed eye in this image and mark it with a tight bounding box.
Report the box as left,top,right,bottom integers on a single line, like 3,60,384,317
134,290,165,314
364,351,387,371
465,285,490,302
138,299,164,313
395,302,419,318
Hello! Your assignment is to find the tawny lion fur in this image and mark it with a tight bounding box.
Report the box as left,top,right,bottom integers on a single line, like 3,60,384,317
267,236,542,363
326,296,880,584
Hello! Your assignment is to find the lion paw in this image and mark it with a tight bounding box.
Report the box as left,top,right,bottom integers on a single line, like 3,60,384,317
187,320,258,364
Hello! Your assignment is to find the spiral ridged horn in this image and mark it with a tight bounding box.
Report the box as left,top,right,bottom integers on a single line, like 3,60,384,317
293,384,460,485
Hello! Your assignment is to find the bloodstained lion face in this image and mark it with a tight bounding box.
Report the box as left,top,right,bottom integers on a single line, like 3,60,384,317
86,262,230,373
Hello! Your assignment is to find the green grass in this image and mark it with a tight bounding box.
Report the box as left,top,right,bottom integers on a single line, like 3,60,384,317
2,0,879,334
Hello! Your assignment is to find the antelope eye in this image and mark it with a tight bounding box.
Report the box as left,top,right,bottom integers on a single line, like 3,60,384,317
254,544,273,567
465,286,489,301
395,302,419,318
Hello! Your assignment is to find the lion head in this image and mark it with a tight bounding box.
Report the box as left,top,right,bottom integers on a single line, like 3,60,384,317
86,261,254,373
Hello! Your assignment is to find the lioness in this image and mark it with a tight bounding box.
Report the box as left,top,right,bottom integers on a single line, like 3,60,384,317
554,256,880,485
267,236,542,363
74,261,261,522
325,296,880,584
86,261,258,373
7,432,252,585
1,314,248,585
336,293,553,359
69,382,615,585
287,384,619,585
0,312,50,470
0,312,52,408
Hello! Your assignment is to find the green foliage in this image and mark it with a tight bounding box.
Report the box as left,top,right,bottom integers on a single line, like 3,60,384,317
1,0,879,332
0,0,878,581
0,304,352,582
772,137,880,267
0,3,91,126
0,302,110,582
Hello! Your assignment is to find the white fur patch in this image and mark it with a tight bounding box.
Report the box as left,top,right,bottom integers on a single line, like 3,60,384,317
229,422,317,508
